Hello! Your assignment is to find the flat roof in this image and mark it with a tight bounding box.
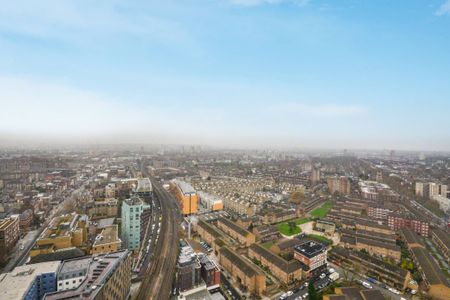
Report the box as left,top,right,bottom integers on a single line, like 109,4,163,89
173,179,196,195
93,225,121,247
0,261,61,300
59,257,92,274
294,240,326,259
123,195,145,206
136,178,152,192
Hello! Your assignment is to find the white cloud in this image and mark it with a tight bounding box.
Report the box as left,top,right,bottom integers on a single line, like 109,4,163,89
436,0,450,16
267,102,367,117
0,1,196,49
228,0,309,7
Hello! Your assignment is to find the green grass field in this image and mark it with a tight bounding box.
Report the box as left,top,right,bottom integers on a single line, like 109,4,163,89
294,217,311,225
277,222,302,236
310,201,333,218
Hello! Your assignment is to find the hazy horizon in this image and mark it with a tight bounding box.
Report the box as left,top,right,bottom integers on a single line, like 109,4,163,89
1,1,450,151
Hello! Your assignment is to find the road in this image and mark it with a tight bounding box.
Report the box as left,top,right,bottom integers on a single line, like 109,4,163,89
137,169,181,299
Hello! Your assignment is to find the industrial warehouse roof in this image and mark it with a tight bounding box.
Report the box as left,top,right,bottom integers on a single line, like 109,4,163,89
220,247,262,277
411,247,450,287
431,229,450,249
250,244,305,273
218,217,250,237
401,228,424,248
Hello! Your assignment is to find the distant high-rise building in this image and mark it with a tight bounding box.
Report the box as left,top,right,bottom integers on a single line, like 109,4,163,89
311,168,321,184
121,196,150,251
327,176,351,195
415,182,447,199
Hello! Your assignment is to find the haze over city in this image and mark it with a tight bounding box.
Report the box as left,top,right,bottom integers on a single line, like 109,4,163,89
1,0,450,151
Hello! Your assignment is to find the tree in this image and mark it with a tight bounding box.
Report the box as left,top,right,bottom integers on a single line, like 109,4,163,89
288,221,297,233
308,279,321,300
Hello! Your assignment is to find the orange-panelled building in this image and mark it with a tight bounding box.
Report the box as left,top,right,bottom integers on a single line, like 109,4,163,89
171,179,198,215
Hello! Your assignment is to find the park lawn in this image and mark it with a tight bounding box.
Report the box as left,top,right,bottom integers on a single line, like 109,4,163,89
277,222,302,236
295,217,311,225
310,201,333,218
309,234,332,245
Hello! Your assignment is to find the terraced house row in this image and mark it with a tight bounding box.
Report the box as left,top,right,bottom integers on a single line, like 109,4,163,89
400,228,450,300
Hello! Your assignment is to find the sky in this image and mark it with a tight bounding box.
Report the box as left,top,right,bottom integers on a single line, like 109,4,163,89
1,0,450,151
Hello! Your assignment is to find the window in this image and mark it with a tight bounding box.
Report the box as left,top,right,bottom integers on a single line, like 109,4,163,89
73,280,76,284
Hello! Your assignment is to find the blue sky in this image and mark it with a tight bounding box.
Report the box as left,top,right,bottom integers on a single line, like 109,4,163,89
1,0,450,150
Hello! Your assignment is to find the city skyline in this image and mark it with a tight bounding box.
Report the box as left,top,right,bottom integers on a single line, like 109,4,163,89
1,0,450,151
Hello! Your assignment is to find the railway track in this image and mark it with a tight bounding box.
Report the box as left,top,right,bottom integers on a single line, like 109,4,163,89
137,174,180,299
